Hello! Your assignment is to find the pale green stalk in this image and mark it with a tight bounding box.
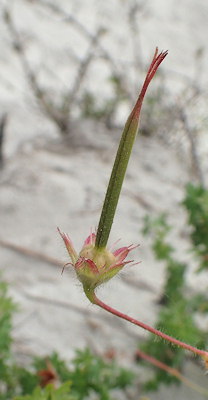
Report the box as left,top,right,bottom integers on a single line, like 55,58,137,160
95,48,168,249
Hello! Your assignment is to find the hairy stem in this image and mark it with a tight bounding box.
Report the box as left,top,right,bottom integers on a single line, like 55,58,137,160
90,291,208,360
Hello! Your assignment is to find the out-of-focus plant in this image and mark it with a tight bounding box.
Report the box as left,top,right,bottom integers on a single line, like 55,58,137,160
136,349,208,397
14,382,75,400
3,5,107,139
3,0,172,143
183,183,208,270
140,213,207,390
15,349,134,400
0,278,18,399
34,348,134,400
0,275,134,399
81,73,129,129
139,182,208,391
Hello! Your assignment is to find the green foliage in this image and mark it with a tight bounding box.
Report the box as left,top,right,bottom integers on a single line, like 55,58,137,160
14,367,39,396
33,348,134,400
140,211,207,390
182,183,208,270
0,279,19,399
0,280,16,358
0,276,134,400
68,348,134,397
15,382,74,400
189,293,208,313
3,182,208,397
33,352,70,384
143,214,173,261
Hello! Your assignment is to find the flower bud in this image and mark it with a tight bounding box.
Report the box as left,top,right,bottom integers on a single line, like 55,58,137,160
58,229,137,292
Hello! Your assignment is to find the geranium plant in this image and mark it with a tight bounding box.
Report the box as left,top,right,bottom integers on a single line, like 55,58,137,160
58,48,208,367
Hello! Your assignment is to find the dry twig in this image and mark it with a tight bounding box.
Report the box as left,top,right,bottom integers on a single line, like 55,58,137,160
0,114,7,168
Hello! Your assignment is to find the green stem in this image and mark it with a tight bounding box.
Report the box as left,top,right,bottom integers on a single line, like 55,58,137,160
95,48,168,249
95,116,138,249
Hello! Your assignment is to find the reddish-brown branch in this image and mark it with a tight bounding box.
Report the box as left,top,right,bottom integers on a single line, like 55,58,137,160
136,349,208,396
0,239,61,267
136,349,181,378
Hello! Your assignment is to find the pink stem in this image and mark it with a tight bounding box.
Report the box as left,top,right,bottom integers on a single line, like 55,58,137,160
136,349,181,377
92,292,208,359
136,349,208,396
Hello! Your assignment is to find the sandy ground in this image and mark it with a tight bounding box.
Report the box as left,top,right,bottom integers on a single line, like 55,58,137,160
0,1,208,399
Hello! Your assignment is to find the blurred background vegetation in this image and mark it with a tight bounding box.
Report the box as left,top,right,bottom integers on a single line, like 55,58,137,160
0,1,208,399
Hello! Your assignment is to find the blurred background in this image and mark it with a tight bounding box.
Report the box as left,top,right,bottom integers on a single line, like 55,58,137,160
0,1,208,399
